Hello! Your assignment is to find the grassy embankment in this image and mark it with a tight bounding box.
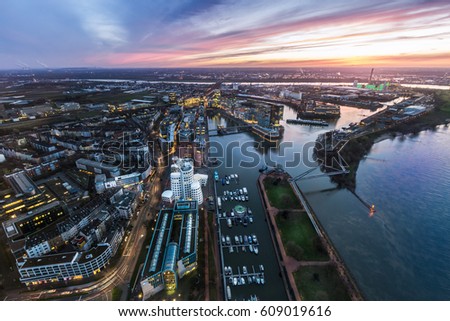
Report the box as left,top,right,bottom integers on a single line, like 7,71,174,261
263,176,302,210
263,175,350,300
293,266,351,301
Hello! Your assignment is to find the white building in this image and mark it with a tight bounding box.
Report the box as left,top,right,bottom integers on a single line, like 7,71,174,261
190,180,203,205
25,240,51,258
193,173,208,186
170,172,182,199
170,159,194,200
161,190,175,203
280,90,302,100
61,102,81,111
169,158,207,203
17,228,124,285
180,161,194,199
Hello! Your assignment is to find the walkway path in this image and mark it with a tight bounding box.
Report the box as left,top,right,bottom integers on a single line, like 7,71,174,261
257,173,301,301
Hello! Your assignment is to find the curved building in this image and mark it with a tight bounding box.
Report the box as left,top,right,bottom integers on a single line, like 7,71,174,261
170,158,196,200
180,161,193,199
170,172,182,199
191,180,203,205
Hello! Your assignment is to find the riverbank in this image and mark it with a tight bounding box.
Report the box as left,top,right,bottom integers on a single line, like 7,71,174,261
331,95,450,190
259,171,362,300
257,172,301,301
289,176,363,301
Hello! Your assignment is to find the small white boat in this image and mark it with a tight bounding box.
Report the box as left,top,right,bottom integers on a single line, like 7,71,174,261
254,245,259,255
233,277,238,286
243,266,247,274
227,286,232,300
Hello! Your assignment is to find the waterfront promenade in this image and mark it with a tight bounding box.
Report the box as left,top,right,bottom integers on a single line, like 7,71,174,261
257,173,301,301
288,175,363,301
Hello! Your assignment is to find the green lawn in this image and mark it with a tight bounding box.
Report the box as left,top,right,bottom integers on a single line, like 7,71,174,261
112,286,123,301
263,176,302,209
436,91,450,113
294,265,351,301
276,211,328,261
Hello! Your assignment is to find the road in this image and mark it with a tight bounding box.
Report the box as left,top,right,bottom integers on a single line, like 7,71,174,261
4,167,166,301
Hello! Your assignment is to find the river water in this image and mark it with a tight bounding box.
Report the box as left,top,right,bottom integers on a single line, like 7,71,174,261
208,104,450,300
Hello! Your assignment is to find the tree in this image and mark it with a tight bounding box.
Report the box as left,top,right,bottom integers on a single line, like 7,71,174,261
313,273,320,282
286,241,304,261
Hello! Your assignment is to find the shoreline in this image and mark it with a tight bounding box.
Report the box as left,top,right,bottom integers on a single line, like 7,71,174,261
258,170,363,300
290,179,364,300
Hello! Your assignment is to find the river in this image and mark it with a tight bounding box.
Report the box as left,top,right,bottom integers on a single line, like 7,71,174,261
208,104,450,300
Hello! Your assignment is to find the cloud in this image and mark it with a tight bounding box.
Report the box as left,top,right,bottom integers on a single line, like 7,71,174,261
69,0,128,47
0,0,449,68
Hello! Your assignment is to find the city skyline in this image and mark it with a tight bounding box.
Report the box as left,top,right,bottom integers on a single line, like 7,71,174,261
1,0,449,69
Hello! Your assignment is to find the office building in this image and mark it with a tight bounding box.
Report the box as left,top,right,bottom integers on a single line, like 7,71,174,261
169,158,207,204
76,158,121,178
140,201,199,299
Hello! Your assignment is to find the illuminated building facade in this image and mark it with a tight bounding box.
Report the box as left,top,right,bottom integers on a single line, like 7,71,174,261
169,158,206,204
140,201,199,300
16,228,123,286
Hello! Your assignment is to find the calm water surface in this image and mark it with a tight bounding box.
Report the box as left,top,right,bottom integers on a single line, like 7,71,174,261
209,105,450,300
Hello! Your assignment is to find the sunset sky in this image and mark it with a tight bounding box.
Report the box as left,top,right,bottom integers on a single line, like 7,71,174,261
0,0,449,69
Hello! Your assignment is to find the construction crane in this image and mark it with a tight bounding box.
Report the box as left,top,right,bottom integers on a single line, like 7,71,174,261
369,68,374,83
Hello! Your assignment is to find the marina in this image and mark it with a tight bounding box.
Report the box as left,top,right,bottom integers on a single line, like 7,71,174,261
212,168,288,301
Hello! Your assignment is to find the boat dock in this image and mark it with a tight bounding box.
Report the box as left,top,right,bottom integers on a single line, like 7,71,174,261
224,265,266,287
213,172,266,301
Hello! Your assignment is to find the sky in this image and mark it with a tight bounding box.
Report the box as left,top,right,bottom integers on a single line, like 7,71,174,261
0,0,449,69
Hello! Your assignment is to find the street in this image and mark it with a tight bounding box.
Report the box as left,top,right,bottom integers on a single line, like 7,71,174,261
4,166,167,301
